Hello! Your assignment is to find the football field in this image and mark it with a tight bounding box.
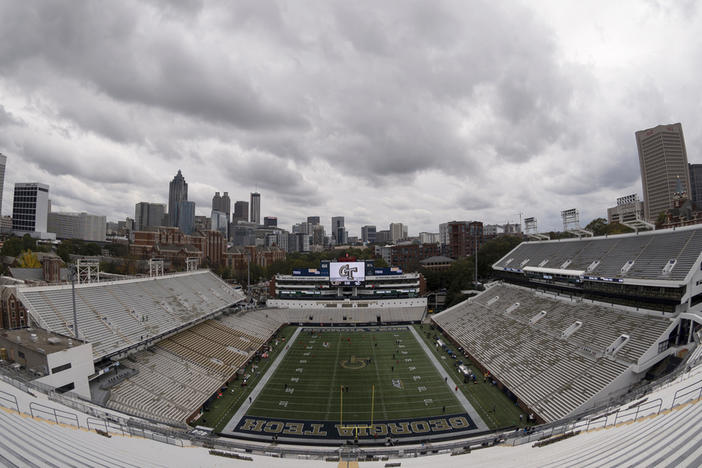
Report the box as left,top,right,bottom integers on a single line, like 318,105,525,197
222,326,485,442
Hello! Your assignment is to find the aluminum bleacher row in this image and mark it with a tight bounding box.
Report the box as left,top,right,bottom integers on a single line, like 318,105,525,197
107,310,285,423
263,306,426,324
17,271,244,360
254,301,426,324
433,284,675,422
493,224,702,282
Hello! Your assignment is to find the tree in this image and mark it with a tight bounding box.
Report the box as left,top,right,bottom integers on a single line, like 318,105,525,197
585,217,633,236
17,250,41,268
585,218,609,236
1,235,37,257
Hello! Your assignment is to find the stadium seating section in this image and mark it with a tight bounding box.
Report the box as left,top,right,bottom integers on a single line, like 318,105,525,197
107,310,284,423
18,271,244,360
494,227,702,281
261,305,425,324
433,284,674,422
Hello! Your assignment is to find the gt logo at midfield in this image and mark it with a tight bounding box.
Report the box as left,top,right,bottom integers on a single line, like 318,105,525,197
338,264,358,280
340,356,369,369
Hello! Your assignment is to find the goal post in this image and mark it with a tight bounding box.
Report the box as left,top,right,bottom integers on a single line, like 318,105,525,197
339,384,375,437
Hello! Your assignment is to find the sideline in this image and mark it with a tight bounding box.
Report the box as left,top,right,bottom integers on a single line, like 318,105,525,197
221,326,303,434
408,326,489,431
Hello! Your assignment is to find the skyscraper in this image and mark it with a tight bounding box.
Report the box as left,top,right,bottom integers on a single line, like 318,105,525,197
134,202,166,231
221,192,231,221
211,191,231,237
177,200,196,235
233,201,249,223
0,153,6,217
689,164,702,207
636,123,692,221
168,170,188,227
12,183,50,234
250,192,261,225
331,216,346,245
307,216,320,225
211,210,228,237
390,222,405,242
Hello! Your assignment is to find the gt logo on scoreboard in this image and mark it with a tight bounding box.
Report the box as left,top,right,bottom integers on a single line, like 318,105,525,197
339,264,358,280
330,262,366,283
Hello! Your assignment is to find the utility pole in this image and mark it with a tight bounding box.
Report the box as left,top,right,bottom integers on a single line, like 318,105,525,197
70,264,79,339
474,236,478,286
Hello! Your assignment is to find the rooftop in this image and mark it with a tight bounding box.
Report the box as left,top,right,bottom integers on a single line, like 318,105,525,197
0,328,85,355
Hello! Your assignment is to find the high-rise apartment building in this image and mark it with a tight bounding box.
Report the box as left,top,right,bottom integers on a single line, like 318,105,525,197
0,154,6,217
48,212,106,242
361,225,376,243
177,200,195,235
12,183,49,234
690,164,702,207
447,220,483,258
168,170,188,227
233,201,249,223
134,202,166,231
389,223,405,242
307,216,320,225
250,192,261,225
419,232,439,244
636,123,692,222
331,216,346,245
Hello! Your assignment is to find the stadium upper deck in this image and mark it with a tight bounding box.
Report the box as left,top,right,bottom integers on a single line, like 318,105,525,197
493,224,702,285
492,224,702,313
17,270,245,361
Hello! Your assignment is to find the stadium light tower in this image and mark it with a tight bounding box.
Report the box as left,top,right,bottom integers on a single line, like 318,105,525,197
561,208,593,238
524,217,549,241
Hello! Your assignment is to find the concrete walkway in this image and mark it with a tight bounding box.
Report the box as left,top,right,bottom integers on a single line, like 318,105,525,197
221,326,303,434
408,326,488,431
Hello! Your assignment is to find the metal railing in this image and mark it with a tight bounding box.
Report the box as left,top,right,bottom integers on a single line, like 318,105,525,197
0,359,701,460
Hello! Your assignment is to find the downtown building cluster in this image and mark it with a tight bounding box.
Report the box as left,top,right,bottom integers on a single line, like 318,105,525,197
0,121,698,277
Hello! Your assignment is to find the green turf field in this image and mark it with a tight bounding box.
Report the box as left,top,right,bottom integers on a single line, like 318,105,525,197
245,327,464,424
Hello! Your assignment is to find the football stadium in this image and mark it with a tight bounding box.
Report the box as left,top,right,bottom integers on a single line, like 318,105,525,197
0,226,702,467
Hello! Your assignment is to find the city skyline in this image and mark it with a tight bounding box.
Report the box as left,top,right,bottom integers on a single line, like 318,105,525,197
1,2,702,236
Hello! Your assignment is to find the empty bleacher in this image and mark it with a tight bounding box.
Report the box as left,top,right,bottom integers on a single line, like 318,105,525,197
17,271,245,360
433,284,674,422
105,308,283,423
252,305,425,325
495,225,702,282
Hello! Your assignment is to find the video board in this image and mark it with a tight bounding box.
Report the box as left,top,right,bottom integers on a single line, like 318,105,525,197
329,261,366,283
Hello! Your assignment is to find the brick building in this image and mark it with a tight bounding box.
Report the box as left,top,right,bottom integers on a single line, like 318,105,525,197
447,221,484,258
390,242,441,272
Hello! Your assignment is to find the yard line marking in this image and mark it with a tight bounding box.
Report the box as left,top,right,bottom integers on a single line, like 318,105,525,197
324,331,343,420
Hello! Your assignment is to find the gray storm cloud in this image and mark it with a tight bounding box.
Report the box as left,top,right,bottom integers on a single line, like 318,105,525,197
0,0,700,234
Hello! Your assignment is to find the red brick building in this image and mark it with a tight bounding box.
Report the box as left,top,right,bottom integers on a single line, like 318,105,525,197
448,221,484,258
390,242,441,272
0,287,28,329
225,246,286,273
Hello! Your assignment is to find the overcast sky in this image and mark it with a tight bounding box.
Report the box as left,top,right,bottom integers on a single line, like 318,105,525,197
0,1,700,236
